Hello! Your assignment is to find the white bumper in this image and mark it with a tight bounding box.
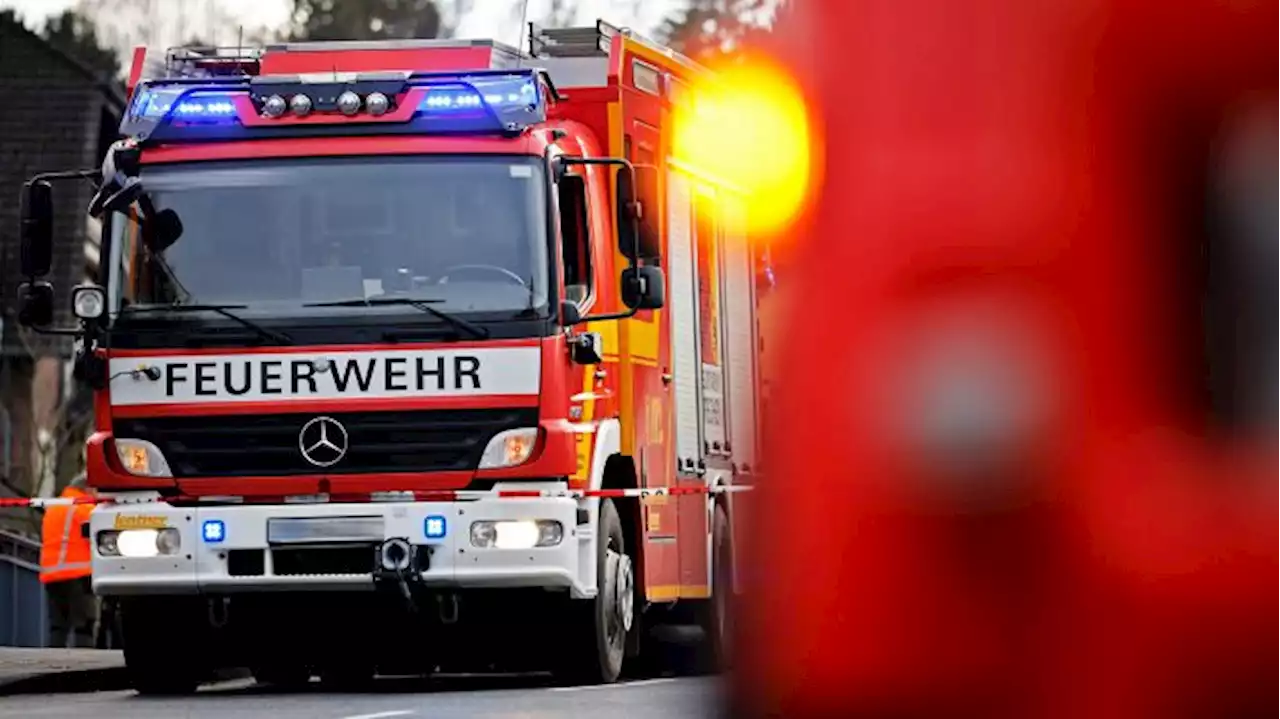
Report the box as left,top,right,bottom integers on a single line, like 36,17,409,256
90,496,598,599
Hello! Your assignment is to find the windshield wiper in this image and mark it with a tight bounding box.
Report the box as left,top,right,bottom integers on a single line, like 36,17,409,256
303,297,489,339
120,303,293,345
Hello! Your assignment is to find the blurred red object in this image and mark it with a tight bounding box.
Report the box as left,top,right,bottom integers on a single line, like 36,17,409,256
731,1,1277,717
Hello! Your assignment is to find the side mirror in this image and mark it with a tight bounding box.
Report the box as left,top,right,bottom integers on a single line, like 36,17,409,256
19,180,54,277
614,165,643,262
621,266,665,310
90,176,144,218
88,141,143,219
142,208,184,253
559,300,582,326
16,282,55,327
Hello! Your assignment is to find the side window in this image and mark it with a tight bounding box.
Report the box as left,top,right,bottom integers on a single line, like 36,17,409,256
558,172,592,305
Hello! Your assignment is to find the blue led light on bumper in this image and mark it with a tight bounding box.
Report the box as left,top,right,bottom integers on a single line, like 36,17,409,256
424,515,447,540
202,519,226,543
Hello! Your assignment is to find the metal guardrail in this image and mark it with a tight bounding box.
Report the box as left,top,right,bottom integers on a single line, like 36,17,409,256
0,529,39,571
0,529,47,647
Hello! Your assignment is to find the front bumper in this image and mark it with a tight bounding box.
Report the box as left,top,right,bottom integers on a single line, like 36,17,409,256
90,496,598,599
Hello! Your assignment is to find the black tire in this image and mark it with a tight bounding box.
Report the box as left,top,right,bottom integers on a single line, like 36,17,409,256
252,664,312,690
317,664,376,692
699,502,734,673
555,498,634,684
119,599,206,696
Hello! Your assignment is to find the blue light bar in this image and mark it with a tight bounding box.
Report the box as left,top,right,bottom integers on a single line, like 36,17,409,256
121,68,547,143
416,74,537,113
173,94,238,118
411,71,543,132
129,84,243,124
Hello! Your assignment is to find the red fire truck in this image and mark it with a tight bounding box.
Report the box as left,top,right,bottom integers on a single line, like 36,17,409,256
15,21,760,693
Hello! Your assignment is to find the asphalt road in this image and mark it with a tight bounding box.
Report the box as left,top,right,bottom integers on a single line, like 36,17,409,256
0,674,721,719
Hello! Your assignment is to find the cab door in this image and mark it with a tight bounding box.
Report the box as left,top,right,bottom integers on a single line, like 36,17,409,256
625,123,682,599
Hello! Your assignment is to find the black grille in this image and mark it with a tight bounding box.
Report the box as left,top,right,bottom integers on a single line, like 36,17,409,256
113,408,538,478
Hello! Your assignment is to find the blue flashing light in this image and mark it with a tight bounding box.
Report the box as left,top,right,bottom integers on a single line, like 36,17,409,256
420,88,486,112
122,69,543,142
130,85,242,124
172,95,238,118
413,72,541,129
424,515,447,540
202,519,226,543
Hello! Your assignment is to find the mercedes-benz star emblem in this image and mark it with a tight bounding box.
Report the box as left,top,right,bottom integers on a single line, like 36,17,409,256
298,416,348,468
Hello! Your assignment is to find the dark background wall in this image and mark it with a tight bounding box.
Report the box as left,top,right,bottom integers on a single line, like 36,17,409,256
0,15,121,536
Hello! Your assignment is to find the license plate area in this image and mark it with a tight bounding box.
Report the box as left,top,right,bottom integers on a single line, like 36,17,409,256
267,516,385,545
271,544,378,576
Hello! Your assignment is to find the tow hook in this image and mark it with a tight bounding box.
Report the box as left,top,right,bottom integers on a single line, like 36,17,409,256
374,537,419,613
207,596,230,629
436,593,460,625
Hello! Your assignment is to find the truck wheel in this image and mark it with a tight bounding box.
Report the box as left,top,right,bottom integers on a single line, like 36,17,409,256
697,502,734,673
252,664,312,690
119,599,206,696
556,498,633,684
317,664,376,691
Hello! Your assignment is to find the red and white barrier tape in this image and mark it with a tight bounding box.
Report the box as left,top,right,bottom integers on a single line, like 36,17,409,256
0,496,102,508
0,484,751,509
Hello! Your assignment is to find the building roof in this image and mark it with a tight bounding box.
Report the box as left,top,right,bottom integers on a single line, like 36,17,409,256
0,10,127,109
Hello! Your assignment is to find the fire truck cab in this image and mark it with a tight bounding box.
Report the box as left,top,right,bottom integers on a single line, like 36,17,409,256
15,21,760,693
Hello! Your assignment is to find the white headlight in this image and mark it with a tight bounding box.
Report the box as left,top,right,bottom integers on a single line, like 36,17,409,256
71,284,106,320
478,427,538,469
116,529,159,557
114,438,173,477
155,528,181,555
100,528,181,557
97,530,119,556
470,520,563,549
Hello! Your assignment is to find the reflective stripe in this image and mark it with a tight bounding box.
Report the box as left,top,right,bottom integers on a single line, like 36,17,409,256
42,561,92,575
40,560,92,583
55,501,76,566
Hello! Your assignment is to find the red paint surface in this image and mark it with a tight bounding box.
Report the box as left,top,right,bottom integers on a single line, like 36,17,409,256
731,0,1277,716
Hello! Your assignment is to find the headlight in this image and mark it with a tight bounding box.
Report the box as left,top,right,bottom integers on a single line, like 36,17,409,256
477,427,538,469
113,438,172,477
71,284,106,320
97,528,181,557
470,520,563,549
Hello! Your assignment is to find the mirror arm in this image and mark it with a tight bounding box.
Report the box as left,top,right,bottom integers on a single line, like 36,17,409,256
574,306,638,325
558,155,647,325
31,169,99,184
27,325,82,336
557,155,642,266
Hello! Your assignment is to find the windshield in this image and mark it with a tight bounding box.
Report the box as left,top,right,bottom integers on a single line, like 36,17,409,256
105,155,550,322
